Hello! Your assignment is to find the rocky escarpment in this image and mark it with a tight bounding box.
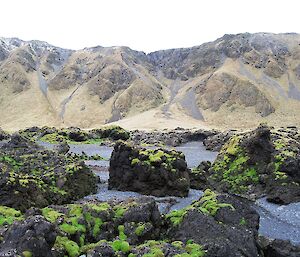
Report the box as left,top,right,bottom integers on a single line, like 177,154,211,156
0,134,97,211
196,72,275,117
109,141,190,197
207,125,300,204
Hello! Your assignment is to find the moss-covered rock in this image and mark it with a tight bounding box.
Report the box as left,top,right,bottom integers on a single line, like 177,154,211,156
19,125,130,144
166,190,260,257
0,134,97,211
0,198,163,257
109,142,190,197
208,125,300,204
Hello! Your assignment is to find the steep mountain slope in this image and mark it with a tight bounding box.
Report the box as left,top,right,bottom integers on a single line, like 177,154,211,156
1,33,300,131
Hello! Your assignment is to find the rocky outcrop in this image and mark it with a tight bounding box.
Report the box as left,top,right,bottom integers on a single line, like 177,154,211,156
0,129,9,141
208,125,300,204
0,198,163,257
87,240,206,257
258,236,300,257
165,189,260,257
189,161,211,190
20,125,130,144
0,134,97,211
109,142,190,197
130,128,217,147
0,190,264,257
203,130,236,151
0,215,57,257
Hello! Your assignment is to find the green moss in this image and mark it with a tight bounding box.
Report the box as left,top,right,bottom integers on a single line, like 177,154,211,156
42,207,64,223
142,247,164,257
195,189,234,216
79,234,85,247
166,189,234,226
171,241,184,249
213,146,260,193
89,202,110,212
274,140,285,150
59,205,86,235
275,171,288,180
135,223,145,236
166,208,187,226
118,224,127,240
0,206,23,226
224,136,240,155
175,243,205,257
111,240,131,253
131,158,140,165
22,251,32,257
92,218,103,237
114,205,129,218
59,218,86,235
55,236,80,257
149,150,165,163
239,218,247,226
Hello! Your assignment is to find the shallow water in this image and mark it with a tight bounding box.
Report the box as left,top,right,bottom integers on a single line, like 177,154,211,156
255,198,300,245
39,140,217,168
174,141,218,168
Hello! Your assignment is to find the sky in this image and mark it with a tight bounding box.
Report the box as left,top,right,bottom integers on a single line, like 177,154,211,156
0,0,299,53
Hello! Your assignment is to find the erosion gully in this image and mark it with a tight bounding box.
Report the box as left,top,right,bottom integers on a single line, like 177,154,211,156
39,141,300,245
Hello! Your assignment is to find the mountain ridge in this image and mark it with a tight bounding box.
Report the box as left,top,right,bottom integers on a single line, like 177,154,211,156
1,32,300,131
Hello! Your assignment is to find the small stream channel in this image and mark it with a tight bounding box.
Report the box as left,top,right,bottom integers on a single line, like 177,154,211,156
36,140,300,245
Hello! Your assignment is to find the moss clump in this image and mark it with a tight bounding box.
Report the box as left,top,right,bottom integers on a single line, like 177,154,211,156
88,202,110,213
239,217,247,226
0,206,23,226
55,236,80,257
212,136,260,193
113,202,136,219
174,242,205,257
21,126,130,145
135,223,145,236
166,189,234,226
59,205,86,235
166,208,187,226
111,240,131,253
131,148,183,172
135,240,204,257
111,225,130,253
195,189,234,216
131,158,140,165
42,207,64,223
22,251,32,257
92,217,103,237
